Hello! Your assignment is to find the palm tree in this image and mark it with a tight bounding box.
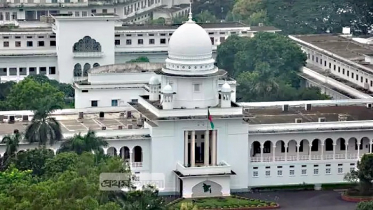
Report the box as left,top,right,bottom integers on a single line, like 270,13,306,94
58,130,108,155
25,107,62,146
1,132,21,167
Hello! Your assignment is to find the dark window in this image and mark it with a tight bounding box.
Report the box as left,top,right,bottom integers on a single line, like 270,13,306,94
29,67,36,75
73,36,101,52
27,41,33,47
311,140,319,151
138,39,143,45
19,67,27,75
160,33,166,36
15,41,21,47
39,67,47,75
3,41,9,47
149,39,155,44
91,100,98,107
15,36,21,39
149,33,154,36
91,9,96,13
82,90,88,93
102,9,108,13
50,40,56,46
340,138,346,150
115,34,120,37
325,139,333,151
126,39,132,45
49,67,56,74
160,38,166,44
347,70,349,76
38,36,44,38
38,41,44,47
115,39,120,45
26,36,32,39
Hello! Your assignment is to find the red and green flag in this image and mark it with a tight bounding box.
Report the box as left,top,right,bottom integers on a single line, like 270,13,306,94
208,109,214,129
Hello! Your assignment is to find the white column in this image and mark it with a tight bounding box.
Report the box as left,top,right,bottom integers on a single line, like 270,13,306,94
370,141,372,153
333,144,336,159
285,145,288,161
321,144,324,160
184,131,189,166
357,142,361,159
204,130,209,166
212,130,217,165
309,146,312,160
296,144,300,161
260,145,264,162
272,146,276,162
345,143,348,159
191,130,195,167
116,148,120,157
129,151,133,166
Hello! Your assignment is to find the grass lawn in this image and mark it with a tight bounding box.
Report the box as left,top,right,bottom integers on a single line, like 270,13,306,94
168,196,277,209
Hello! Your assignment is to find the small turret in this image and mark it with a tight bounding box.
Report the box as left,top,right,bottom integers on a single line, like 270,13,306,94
221,82,232,108
162,84,174,110
149,76,160,101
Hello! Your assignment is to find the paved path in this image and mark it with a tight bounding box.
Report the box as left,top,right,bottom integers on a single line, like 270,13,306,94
236,191,357,210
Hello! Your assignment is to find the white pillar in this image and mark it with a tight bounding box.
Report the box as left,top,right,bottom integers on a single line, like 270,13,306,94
260,145,264,162
357,143,361,159
309,146,312,160
370,141,372,153
272,146,276,162
129,151,133,165
345,143,348,159
285,145,288,161
296,144,300,161
204,130,209,166
184,131,189,166
333,144,336,159
212,130,217,165
321,144,324,160
191,130,195,167
116,148,120,156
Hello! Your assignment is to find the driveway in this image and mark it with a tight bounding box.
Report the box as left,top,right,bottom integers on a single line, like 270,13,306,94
236,191,357,210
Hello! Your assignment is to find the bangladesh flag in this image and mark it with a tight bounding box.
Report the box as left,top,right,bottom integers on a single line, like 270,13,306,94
208,109,214,130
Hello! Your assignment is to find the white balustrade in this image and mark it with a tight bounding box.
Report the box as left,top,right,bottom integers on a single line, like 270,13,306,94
132,162,143,167
250,153,365,162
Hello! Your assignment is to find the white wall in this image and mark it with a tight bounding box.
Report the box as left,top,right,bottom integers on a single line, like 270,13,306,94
54,16,116,83
75,87,147,108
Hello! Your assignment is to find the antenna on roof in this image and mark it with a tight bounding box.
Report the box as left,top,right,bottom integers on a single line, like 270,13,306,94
188,0,193,22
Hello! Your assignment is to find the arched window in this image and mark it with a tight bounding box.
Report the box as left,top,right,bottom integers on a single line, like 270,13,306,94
93,63,100,67
83,63,91,77
325,138,333,151
133,146,142,162
72,36,102,52
73,63,82,77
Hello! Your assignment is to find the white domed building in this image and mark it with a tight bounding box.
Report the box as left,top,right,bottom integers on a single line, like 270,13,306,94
129,11,248,198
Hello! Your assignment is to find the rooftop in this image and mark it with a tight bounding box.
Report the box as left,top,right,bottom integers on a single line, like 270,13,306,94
291,34,373,72
89,63,164,74
245,103,373,124
0,110,145,136
116,22,279,31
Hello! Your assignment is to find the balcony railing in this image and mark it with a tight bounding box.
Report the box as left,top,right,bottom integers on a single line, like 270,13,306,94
251,153,360,162
176,161,231,176
73,52,103,58
132,162,142,167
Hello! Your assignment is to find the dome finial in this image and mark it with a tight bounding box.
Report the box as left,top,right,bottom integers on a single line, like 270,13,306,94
188,1,193,22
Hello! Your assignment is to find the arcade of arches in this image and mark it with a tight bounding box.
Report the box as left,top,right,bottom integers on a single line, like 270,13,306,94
250,137,372,162
105,146,143,167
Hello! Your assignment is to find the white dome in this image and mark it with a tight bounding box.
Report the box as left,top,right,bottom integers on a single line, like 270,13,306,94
163,19,218,76
163,84,173,94
221,82,231,93
149,76,160,85
168,21,212,60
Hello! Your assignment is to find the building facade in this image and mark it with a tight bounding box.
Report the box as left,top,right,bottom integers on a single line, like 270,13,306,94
0,15,279,83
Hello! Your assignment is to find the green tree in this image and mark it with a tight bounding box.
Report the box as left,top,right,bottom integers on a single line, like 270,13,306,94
172,16,188,24
180,202,198,210
1,132,21,167
13,148,55,176
6,77,65,111
232,0,267,25
127,56,150,63
357,201,373,210
195,10,217,23
27,74,74,98
0,81,15,101
25,106,62,146
58,130,108,155
193,0,235,20
115,185,166,210
150,17,166,25
357,154,373,195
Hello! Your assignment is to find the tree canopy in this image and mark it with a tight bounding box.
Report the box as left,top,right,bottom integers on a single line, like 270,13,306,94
217,33,330,102
229,0,373,35
127,56,150,63
0,149,167,210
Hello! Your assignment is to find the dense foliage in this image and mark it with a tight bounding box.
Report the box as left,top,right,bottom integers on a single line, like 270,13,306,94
0,75,74,111
216,33,329,102
357,201,373,210
190,0,373,35
127,56,150,63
